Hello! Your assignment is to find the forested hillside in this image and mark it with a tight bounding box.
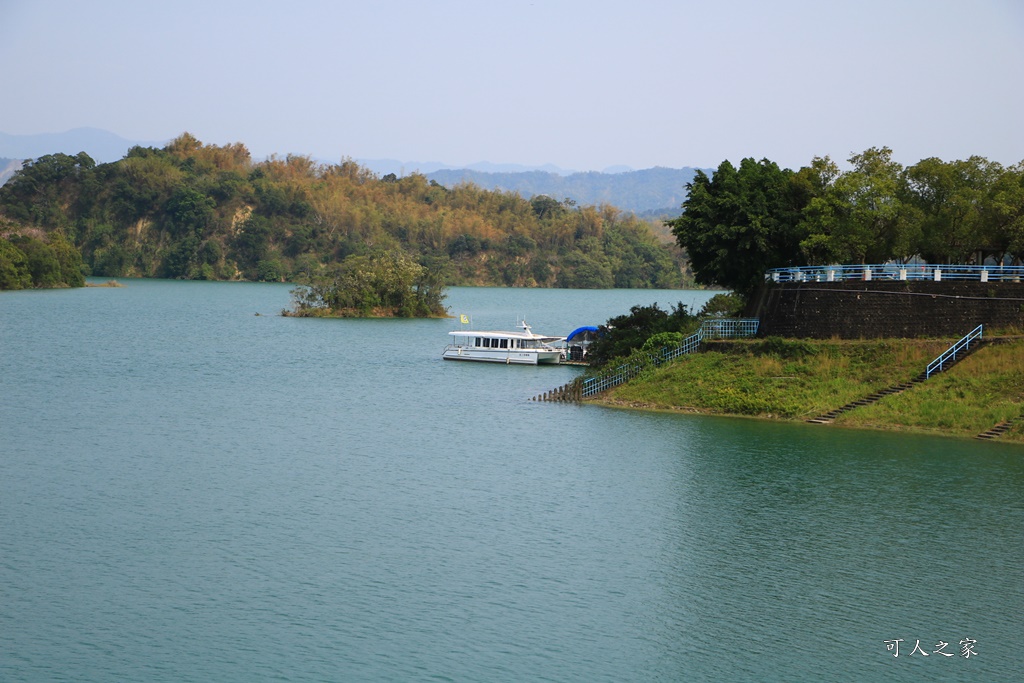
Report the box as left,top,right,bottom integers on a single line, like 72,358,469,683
0,134,687,288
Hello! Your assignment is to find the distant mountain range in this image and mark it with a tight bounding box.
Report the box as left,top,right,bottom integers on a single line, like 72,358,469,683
0,128,704,214
0,128,166,165
423,167,701,216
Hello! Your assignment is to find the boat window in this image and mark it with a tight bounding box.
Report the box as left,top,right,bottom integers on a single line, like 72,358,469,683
483,338,490,348
500,339,508,349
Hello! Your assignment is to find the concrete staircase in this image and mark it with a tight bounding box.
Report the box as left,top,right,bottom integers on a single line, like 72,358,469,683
806,374,927,424
976,417,1020,441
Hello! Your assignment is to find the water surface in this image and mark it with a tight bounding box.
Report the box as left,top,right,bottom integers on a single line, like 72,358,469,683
1,281,1020,681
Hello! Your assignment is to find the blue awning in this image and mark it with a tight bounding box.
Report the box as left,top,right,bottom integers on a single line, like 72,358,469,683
566,326,600,342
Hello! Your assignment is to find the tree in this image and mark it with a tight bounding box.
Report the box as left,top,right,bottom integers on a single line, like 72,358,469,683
0,238,32,289
978,161,1024,264
555,249,614,288
47,231,86,287
903,156,1000,263
799,147,916,263
668,158,807,296
0,232,84,288
166,186,216,237
0,152,95,227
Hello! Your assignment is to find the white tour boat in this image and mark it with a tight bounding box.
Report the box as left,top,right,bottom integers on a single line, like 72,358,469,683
443,320,565,365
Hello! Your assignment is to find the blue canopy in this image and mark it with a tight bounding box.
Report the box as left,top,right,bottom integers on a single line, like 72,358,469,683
566,326,600,342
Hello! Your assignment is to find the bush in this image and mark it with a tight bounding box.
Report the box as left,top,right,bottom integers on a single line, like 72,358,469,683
587,302,698,367
641,331,685,352
700,292,746,317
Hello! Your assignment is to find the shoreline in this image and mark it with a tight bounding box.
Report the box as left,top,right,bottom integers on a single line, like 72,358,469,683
589,396,1019,444
584,336,1024,445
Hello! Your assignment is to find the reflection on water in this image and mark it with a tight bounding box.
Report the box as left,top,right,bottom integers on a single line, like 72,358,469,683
1,281,1020,682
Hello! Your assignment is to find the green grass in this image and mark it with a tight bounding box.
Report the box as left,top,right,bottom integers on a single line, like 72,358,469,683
834,340,1024,441
600,337,1024,443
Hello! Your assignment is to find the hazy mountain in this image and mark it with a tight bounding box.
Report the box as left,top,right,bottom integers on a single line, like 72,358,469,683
355,158,581,176
0,158,22,186
0,128,165,164
424,166,707,216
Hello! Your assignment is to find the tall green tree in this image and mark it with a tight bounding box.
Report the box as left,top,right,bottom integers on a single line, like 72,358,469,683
799,147,916,263
668,158,807,295
902,156,1000,263
979,161,1024,263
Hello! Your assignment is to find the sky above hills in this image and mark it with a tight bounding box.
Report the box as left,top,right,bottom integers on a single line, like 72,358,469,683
1,0,1022,172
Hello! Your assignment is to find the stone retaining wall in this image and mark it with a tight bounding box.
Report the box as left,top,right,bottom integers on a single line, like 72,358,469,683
749,281,1024,338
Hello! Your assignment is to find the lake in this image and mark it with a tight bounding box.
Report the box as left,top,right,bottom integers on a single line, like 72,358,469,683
1,280,1021,682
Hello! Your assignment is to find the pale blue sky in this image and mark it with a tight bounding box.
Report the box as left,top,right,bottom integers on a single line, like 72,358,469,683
1,0,1022,171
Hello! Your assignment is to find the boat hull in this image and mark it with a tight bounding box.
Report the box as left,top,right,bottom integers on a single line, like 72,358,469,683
442,347,561,365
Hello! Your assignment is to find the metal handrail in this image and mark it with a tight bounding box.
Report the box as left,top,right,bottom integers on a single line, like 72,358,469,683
765,264,1024,283
580,318,759,398
926,325,983,378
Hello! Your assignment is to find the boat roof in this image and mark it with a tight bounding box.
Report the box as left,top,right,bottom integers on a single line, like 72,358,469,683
566,325,600,342
449,329,565,342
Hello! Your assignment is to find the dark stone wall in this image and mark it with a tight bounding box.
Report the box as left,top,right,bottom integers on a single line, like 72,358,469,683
749,281,1024,339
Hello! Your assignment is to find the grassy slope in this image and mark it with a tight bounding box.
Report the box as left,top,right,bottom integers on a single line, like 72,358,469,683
599,338,1024,443
834,340,1024,440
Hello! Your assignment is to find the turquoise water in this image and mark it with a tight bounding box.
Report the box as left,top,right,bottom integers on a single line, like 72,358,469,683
1,280,1021,682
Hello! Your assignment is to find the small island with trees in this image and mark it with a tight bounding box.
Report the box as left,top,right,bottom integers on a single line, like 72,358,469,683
283,249,447,318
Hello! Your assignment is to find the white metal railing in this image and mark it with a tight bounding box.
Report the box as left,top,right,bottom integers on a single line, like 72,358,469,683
766,264,1024,283
926,325,983,378
579,318,759,398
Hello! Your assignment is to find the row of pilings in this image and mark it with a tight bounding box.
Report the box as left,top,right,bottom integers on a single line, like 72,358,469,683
532,377,582,402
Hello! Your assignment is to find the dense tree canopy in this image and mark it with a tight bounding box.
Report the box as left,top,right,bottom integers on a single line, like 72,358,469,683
668,158,807,296
0,229,85,289
668,148,1024,295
